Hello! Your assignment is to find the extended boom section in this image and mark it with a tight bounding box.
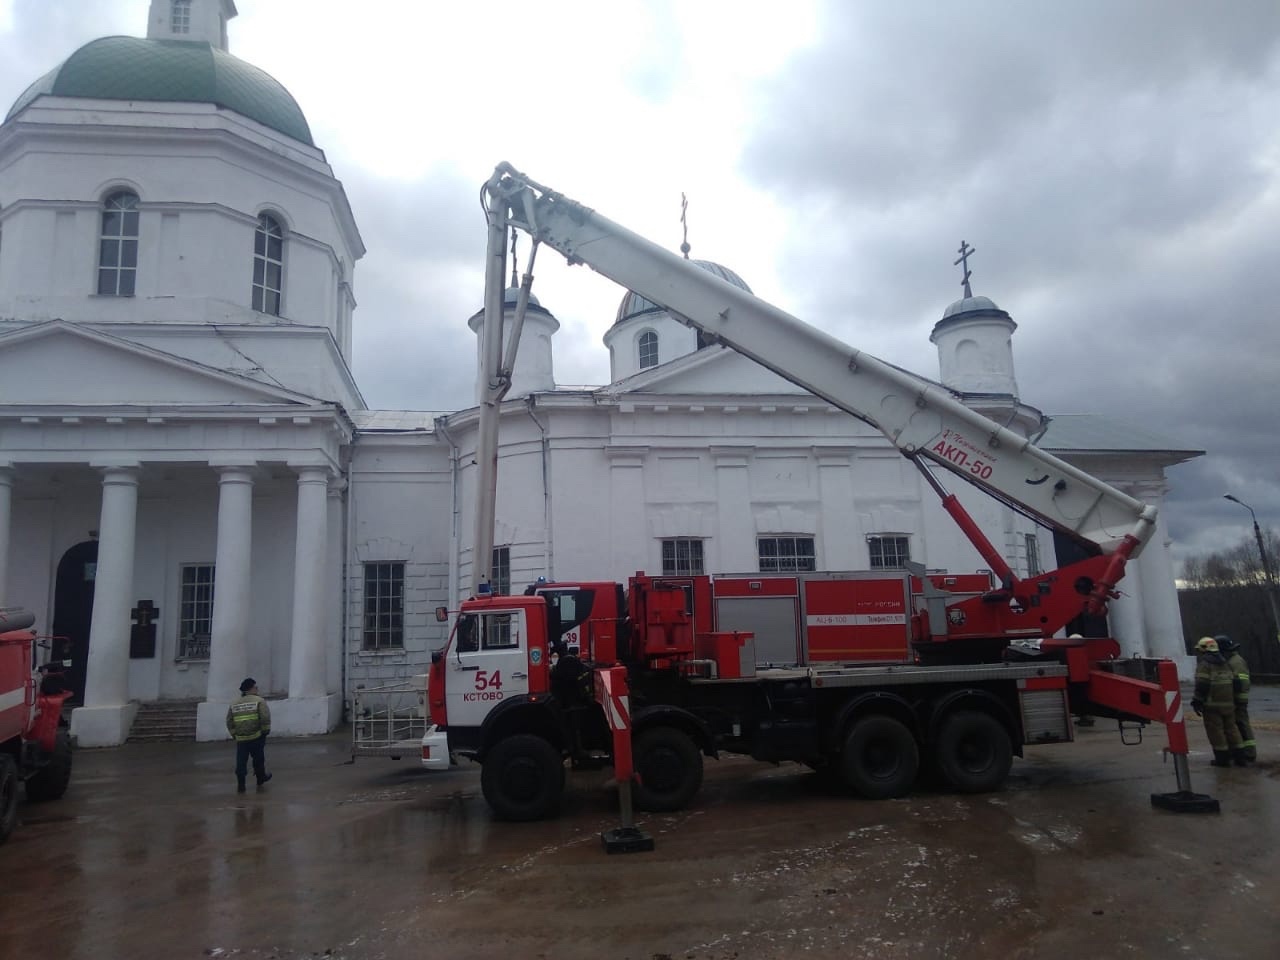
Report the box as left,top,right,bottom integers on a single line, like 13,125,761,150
482,163,1157,561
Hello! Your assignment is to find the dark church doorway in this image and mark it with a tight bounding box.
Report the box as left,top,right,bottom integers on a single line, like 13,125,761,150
51,539,98,705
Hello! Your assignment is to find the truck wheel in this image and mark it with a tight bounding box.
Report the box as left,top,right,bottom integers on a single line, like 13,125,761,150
0,755,19,843
24,729,73,802
935,709,1012,793
633,727,703,812
839,715,919,800
480,734,565,822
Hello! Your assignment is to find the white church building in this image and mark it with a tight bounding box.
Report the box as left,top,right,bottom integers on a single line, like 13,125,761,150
0,1,1201,747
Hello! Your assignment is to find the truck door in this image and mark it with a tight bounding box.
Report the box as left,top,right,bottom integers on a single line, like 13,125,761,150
446,607,531,728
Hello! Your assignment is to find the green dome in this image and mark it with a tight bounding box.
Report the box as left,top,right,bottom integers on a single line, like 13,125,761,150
6,36,313,146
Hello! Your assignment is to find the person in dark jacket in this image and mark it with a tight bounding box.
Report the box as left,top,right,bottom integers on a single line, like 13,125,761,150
1192,638,1246,767
1215,634,1256,764
225,677,272,793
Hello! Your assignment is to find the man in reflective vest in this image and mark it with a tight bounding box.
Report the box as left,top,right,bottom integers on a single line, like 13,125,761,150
1191,638,1246,767
225,677,272,793
1216,634,1256,764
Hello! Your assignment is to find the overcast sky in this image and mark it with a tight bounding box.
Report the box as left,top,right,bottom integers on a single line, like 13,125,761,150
1,0,1277,571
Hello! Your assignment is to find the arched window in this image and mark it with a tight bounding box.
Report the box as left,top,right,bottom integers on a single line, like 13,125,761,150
252,213,284,315
171,0,192,34
98,191,139,297
638,330,658,369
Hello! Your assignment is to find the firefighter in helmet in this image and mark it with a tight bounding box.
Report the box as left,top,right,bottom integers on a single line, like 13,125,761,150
1215,634,1255,764
1191,637,1246,767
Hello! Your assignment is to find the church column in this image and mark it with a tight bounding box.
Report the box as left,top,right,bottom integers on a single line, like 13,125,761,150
196,465,255,740
1136,485,1194,672
1106,481,1149,658
281,465,333,733
71,465,141,747
325,477,347,697
0,465,13,599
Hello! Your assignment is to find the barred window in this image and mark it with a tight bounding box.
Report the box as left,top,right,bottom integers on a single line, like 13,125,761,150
868,535,911,570
179,563,215,659
363,562,405,650
1025,533,1042,576
98,191,139,296
639,331,659,369
758,536,816,572
252,213,285,315
662,538,704,576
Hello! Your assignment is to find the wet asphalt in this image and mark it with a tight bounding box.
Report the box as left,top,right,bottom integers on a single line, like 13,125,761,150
2,689,1278,960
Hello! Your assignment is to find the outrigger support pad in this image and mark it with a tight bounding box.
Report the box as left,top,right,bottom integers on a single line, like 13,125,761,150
602,825,656,854
1151,791,1220,814
601,777,654,853
1151,751,1219,813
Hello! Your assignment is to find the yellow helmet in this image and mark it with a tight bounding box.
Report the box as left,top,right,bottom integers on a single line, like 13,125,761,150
1194,637,1219,654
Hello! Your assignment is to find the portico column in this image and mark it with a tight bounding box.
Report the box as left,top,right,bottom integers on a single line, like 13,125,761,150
1137,487,1194,673
0,465,13,599
196,465,255,740
288,466,329,701
71,465,141,747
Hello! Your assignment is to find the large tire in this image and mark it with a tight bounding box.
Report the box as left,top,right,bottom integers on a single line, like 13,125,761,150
839,714,919,800
480,734,565,822
934,709,1013,794
633,726,703,812
0,755,19,844
24,729,73,802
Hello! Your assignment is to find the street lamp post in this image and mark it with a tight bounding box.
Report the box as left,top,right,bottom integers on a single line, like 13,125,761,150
1224,494,1280,646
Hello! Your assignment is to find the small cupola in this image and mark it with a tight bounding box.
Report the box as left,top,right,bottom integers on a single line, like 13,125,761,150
930,241,1020,398
467,287,560,402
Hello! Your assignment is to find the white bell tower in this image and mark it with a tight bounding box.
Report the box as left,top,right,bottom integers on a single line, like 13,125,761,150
147,0,237,52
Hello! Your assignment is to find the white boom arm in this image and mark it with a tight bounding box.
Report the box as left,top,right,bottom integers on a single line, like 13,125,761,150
475,163,1157,595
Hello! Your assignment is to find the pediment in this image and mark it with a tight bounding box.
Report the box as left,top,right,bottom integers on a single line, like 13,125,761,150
610,345,806,396
0,321,317,406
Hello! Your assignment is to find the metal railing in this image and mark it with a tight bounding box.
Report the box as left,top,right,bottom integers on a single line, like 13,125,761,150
351,676,428,759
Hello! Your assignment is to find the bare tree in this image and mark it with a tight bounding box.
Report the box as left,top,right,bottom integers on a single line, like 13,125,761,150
1182,528,1279,588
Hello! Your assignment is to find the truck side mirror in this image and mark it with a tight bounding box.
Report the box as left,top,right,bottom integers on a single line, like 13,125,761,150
434,606,449,623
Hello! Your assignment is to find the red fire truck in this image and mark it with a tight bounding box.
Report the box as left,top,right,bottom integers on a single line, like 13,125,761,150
422,164,1215,840
2,607,74,842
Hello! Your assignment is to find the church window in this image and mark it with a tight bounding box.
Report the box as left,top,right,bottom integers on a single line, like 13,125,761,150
662,538,704,576
97,191,139,297
491,547,511,596
868,534,911,570
639,330,658,369
362,562,405,650
252,213,284,315
1025,532,1041,576
758,536,816,573
178,563,215,660
171,0,191,34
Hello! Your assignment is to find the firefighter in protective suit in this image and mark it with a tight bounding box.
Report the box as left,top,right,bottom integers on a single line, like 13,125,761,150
1215,634,1256,764
225,677,273,793
1191,638,1246,767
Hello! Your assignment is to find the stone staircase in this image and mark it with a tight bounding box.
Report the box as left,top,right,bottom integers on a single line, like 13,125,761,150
128,699,200,742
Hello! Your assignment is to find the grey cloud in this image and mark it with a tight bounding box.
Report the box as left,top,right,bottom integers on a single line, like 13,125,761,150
740,0,1280,567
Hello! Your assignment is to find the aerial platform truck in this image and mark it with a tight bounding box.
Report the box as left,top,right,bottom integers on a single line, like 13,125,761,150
423,163,1216,848
1,607,74,842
